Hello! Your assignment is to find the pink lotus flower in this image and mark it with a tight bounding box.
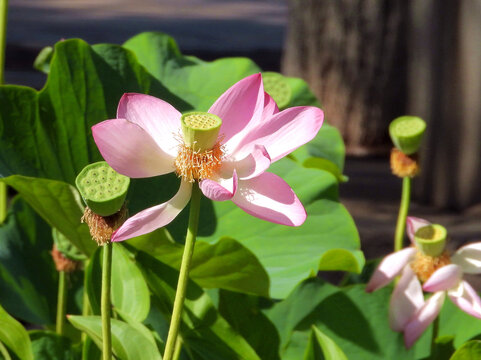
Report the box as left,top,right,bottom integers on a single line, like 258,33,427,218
92,74,324,242
367,217,481,348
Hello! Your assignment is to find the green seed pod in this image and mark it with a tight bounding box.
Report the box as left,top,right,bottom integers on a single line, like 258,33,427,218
75,161,130,216
181,112,222,152
389,116,426,155
415,224,448,257
262,72,292,109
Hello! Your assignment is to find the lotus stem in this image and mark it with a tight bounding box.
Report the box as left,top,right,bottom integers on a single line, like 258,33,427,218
101,243,112,360
0,1,7,224
56,270,68,335
394,177,411,252
0,341,11,360
0,0,7,85
163,183,201,360
431,317,439,353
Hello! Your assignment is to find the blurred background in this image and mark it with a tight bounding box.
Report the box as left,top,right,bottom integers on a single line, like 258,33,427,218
4,0,481,258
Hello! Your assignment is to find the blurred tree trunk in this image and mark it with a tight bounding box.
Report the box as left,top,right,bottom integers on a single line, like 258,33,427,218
283,0,481,209
409,0,481,209
282,0,408,154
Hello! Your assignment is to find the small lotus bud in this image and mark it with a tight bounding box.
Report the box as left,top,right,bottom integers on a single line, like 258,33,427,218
389,116,426,155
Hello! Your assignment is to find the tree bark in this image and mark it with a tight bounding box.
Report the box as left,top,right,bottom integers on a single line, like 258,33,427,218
409,0,481,209
282,0,408,155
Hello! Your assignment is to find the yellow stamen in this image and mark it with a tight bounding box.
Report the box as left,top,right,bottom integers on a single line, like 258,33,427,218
174,139,224,182
51,245,82,272
81,204,128,245
410,250,451,282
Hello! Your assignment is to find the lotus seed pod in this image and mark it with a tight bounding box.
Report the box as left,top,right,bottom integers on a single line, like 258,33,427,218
389,116,426,155
75,161,130,216
181,112,222,152
262,72,292,109
415,224,447,257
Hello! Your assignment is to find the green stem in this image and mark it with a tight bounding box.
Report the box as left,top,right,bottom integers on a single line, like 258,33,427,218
56,270,68,335
431,317,439,353
0,0,7,85
172,335,183,360
101,243,112,360
163,183,201,360
0,341,11,360
394,177,411,252
82,259,91,343
0,0,7,224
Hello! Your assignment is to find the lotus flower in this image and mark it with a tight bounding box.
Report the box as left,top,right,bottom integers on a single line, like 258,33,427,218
92,74,324,242
367,216,481,348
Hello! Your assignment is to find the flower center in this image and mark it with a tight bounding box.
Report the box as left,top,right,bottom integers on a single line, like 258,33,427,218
175,112,224,182
414,224,447,257
410,250,451,283
180,111,222,152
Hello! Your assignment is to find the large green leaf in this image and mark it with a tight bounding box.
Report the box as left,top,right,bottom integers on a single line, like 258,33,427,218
0,304,34,360
217,290,280,360
136,251,260,360
265,278,416,360
0,38,188,183
1,175,95,256
0,198,56,325
85,244,150,322
111,244,150,322
438,297,481,348
68,316,161,360
29,331,79,360
128,232,269,297
450,340,481,360
195,159,363,299
123,31,261,111
304,325,348,360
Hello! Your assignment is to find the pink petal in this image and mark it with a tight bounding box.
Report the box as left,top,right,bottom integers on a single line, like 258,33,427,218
209,74,265,146
365,247,417,292
452,242,481,274
406,217,431,244
117,93,181,157
199,171,238,201
232,172,306,226
404,292,446,348
112,180,192,242
448,281,481,319
233,106,324,162
224,144,271,180
262,91,279,118
92,119,175,178
423,264,463,292
389,266,424,331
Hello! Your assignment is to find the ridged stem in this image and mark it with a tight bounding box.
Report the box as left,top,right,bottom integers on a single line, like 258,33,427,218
431,316,439,353
0,0,7,224
172,335,183,360
163,183,201,360
81,259,91,359
394,177,411,252
56,270,67,335
0,341,11,360
101,243,112,360
0,0,7,85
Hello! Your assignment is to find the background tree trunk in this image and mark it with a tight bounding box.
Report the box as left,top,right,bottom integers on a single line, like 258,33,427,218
283,0,481,209
282,0,408,155
409,0,481,209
